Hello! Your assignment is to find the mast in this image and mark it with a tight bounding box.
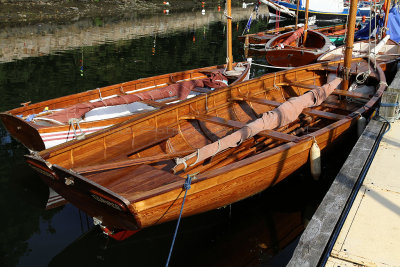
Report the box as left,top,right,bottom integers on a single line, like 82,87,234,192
383,0,391,38
295,0,300,29
227,0,233,71
342,0,359,90
303,0,309,45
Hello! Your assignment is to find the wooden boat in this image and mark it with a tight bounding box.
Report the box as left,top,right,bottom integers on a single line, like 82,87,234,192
263,28,332,67
0,64,250,152
248,0,333,68
25,57,389,232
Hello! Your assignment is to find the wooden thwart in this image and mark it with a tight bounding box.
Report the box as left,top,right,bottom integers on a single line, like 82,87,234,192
181,113,300,142
231,96,281,107
280,82,319,90
279,81,372,100
333,89,371,99
320,102,356,112
75,150,196,174
231,96,345,120
303,108,346,120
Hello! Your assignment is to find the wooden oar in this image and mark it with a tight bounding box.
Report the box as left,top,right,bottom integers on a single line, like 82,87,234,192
74,150,196,174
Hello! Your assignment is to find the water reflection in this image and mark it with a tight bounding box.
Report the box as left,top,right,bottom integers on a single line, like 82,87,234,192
0,5,269,63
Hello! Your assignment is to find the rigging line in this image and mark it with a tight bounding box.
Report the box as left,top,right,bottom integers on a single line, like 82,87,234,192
165,174,194,267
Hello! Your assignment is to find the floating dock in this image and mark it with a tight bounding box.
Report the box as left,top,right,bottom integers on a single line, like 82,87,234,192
288,88,400,265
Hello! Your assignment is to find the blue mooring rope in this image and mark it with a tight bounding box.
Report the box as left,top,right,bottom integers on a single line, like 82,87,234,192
165,174,193,267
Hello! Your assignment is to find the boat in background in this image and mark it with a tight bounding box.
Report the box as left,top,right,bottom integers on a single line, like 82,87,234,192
255,0,333,68
264,28,332,67
273,0,374,20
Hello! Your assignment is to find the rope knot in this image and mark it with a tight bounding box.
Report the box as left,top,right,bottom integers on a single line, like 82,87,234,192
184,174,193,190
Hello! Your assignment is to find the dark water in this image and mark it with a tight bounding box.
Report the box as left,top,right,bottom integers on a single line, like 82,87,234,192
0,7,357,267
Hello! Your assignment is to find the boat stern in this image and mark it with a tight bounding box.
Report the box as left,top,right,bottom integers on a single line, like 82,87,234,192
0,113,45,151
24,154,141,231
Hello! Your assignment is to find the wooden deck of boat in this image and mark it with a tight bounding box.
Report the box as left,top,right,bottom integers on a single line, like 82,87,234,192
288,91,400,265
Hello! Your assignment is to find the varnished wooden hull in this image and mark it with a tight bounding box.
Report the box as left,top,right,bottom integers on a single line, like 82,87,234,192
25,58,387,231
265,49,321,68
265,30,332,67
0,63,250,151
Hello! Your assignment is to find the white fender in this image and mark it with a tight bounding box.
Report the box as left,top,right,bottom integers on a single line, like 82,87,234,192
310,138,321,181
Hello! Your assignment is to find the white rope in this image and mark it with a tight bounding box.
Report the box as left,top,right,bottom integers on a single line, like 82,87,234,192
68,118,85,138
175,157,188,170
356,71,370,84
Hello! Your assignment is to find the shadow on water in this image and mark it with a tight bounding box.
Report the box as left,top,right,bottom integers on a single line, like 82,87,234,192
0,5,359,267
